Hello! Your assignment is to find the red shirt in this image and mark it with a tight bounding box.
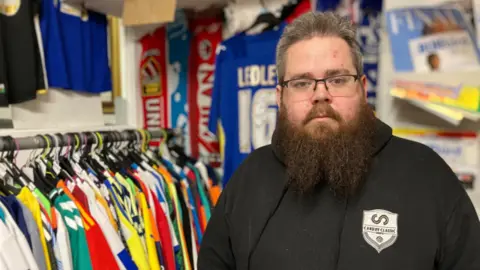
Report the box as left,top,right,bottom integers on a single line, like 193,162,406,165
59,181,119,270
151,191,176,270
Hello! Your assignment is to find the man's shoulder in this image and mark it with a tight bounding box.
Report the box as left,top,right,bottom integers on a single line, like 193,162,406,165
387,135,448,164
223,144,283,197
245,144,277,162
384,135,465,198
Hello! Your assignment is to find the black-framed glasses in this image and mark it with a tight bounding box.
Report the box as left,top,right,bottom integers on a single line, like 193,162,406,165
280,74,361,101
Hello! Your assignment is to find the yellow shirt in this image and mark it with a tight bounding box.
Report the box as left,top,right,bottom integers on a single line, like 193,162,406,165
105,174,150,270
17,187,52,270
137,191,160,270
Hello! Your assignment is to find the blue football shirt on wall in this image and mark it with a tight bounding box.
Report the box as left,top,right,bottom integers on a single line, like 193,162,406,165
87,11,112,93
40,0,111,93
209,24,285,186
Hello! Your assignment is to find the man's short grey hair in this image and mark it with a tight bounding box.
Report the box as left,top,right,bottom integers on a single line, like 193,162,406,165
276,11,363,83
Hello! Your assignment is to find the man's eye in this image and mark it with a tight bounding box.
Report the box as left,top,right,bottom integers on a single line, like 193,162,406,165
291,80,312,88
328,77,348,85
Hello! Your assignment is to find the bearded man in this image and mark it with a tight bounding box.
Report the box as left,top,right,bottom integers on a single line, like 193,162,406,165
198,11,480,270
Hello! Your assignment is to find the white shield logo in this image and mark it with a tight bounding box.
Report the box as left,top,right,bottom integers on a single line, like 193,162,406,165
362,209,398,253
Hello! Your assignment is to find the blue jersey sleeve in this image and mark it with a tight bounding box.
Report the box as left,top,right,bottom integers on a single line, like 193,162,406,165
88,11,112,93
57,2,87,91
208,45,225,135
40,0,70,89
316,0,340,11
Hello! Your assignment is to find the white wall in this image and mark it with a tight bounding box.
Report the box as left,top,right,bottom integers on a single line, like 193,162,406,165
0,89,106,129
118,23,144,128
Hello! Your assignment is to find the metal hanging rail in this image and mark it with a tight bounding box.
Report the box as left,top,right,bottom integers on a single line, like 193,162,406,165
0,128,181,151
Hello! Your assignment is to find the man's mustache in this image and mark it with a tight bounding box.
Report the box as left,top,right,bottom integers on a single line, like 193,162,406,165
302,104,342,126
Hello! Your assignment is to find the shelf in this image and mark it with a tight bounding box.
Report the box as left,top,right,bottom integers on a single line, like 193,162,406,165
394,96,480,126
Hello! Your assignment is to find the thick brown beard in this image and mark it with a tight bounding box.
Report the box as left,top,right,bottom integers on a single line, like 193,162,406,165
274,100,376,199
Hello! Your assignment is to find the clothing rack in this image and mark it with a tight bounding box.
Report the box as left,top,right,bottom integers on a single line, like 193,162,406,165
0,128,181,151
0,127,220,270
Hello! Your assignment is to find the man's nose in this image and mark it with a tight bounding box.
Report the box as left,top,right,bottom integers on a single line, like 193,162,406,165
311,81,332,104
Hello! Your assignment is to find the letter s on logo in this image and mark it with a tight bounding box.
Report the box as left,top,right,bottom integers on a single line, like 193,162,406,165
371,214,389,225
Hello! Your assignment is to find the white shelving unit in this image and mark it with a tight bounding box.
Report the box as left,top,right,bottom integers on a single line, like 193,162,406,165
378,0,480,210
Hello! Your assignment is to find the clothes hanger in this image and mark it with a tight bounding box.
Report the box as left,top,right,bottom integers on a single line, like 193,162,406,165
155,128,174,163
244,0,282,35
21,138,43,188
42,133,62,175
83,132,108,182
139,130,159,166
0,141,12,195
276,0,301,21
43,134,68,189
29,135,58,194
0,137,23,194
0,137,28,188
120,130,145,189
36,135,50,166
122,131,139,157
66,133,79,161
130,129,150,169
164,129,195,168
0,178,12,195
98,131,122,174
1,136,20,179
57,133,76,179
6,136,32,186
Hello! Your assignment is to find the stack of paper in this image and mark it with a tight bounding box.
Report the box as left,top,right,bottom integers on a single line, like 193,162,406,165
390,79,480,125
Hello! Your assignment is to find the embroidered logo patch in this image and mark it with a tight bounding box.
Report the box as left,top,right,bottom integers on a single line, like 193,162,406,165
362,209,398,253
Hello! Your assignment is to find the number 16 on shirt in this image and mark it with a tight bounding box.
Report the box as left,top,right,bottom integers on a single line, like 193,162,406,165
238,88,278,154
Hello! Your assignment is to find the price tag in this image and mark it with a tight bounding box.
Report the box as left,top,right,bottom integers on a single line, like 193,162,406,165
108,153,117,162
72,152,81,163
66,180,75,191
38,160,47,177
73,162,83,175
0,164,7,179
52,162,61,175
28,182,36,192
22,167,34,181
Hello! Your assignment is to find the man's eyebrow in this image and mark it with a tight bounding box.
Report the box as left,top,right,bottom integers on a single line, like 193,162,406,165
324,69,352,77
287,73,315,80
286,69,354,81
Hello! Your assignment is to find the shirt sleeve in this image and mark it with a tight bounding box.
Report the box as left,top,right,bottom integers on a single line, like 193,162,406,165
436,191,480,270
208,44,225,135
197,190,235,270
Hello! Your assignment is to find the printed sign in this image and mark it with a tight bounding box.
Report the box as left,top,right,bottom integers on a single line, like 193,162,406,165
386,6,480,73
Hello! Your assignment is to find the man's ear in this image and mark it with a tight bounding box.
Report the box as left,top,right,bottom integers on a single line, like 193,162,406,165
361,75,368,99
276,85,282,109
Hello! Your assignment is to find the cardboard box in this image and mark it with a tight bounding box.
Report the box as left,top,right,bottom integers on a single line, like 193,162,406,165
62,0,176,26
123,0,176,26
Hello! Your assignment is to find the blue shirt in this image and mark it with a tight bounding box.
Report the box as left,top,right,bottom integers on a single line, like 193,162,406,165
208,24,285,186
0,196,31,248
87,11,112,93
40,0,111,93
